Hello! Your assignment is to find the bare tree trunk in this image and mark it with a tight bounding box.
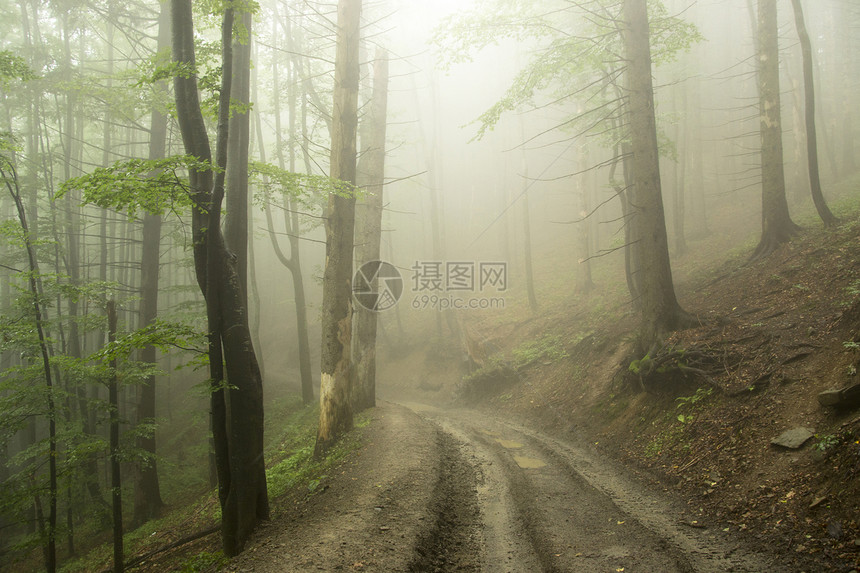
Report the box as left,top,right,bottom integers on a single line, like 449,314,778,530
673,87,687,256
623,0,692,350
522,167,538,311
576,145,593,294
106,301,124,573
133,0,169,526
1,160,57,573
225,8,253,291
789,0,837,226
171,0,268,556
316,0,361,456
353,49,389,413
752,0,800,260
268,5,313,404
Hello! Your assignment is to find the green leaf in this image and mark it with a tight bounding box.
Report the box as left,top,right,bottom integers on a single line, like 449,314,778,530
59,155,217,217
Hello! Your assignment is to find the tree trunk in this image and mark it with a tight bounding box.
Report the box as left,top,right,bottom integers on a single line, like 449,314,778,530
522,167,538,312
789,0,837,226
316,0,362,456
1,160,57,573
672,87,688,256
622,0,692,350
133,0,169,526
107,301,124,573
353,49,389,413
268,6,313,404
225,8,253,293
752,0,800,260
171,0,268,556
576,144,593,294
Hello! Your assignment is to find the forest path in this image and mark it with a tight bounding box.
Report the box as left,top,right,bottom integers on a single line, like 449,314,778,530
223,401,795,572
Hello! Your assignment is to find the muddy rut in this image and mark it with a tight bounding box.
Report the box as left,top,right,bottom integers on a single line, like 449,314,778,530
224,402,810,572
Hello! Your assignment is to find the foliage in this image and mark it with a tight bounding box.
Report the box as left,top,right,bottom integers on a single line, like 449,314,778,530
457,356,519,403
93,319,205,364
180,550,228,572
813,433,840,453
0,51,37,84
512,334,568,368
250,161,358,207
265,401,366,502
675,387,713,409
433,0,702,142
58,155,216,217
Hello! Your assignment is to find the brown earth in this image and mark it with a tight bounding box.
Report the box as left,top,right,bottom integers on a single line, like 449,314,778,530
417,213,860,572
106,199,860,572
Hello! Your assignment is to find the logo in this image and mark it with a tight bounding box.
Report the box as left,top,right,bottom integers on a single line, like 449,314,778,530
353,260,404,312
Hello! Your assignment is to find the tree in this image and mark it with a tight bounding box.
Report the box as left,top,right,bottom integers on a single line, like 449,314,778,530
170,0,268,555
1,150,58,573
316,0,362,456
225,7,253,292
106,300,123,573
433,0,698,323
622,0,694,350
133,0,169,526
353,48,389,413
260,2,314,405
789,0,837,227
751,0,800,260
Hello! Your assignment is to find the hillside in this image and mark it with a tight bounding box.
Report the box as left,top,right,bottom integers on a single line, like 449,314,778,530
410,190,860,571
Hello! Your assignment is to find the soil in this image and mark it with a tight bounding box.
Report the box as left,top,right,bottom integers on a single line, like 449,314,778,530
125,203,860,572
179,399,812,573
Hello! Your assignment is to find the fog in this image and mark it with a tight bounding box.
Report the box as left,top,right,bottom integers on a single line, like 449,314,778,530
244,0,858,396
3,0,860,567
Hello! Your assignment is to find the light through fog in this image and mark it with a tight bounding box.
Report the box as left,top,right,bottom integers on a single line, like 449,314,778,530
2,0,859,569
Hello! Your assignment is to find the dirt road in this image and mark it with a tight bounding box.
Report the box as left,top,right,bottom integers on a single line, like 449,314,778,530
224,402,817,572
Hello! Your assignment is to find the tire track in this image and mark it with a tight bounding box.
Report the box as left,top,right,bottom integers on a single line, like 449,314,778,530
408,404,799,573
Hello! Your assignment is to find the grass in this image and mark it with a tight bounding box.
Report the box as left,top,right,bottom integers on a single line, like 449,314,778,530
58,395,371,572
265,402,371,509
512,334,569,368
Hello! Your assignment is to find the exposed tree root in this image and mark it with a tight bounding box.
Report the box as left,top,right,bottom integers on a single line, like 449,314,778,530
629,345,721,393
100,525,221,573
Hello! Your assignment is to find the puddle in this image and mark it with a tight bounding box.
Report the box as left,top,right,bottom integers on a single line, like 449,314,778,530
513,455,546,469
479,429,500,437
495,439,525,449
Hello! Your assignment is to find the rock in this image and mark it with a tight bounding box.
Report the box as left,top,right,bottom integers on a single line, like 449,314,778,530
809,496,828,509
828,520,843,539
771,427,815,449
819,384,860,409
818,389,843,407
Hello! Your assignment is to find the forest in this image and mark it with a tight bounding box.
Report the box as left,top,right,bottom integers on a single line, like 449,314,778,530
1,0,859,571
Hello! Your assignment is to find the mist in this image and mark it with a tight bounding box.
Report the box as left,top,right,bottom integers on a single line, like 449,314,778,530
2,0,859,570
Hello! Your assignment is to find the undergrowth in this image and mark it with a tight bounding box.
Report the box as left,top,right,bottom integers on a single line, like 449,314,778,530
59,395,371,572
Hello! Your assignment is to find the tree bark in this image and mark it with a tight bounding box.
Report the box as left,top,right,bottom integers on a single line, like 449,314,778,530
789,0,837,226
171,0,268,556
106,301,124,573
316,0,362,456
672,87,687,256
268,5,314,404
752,0,800,260
353,49,389,413
133,0,169,526
225,8,253,293
1,159,57,573
575,144,593,294
622,0,692,350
